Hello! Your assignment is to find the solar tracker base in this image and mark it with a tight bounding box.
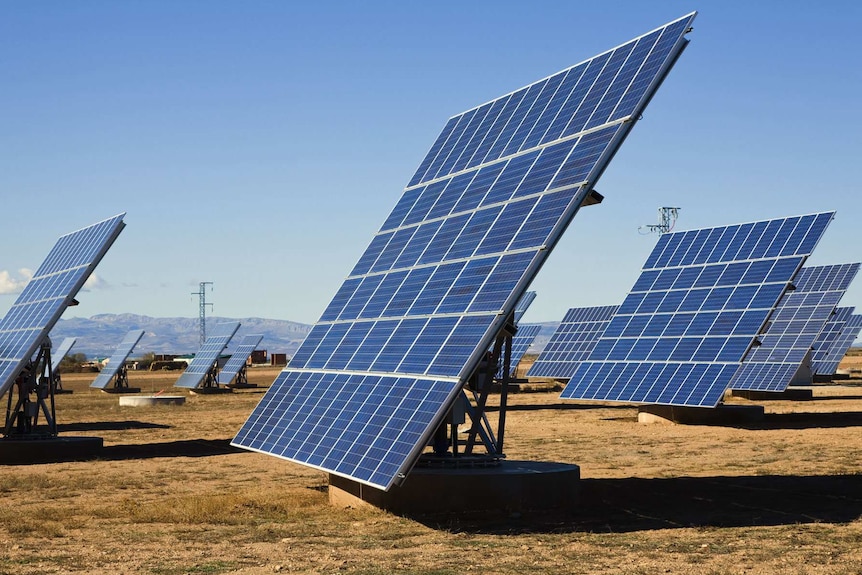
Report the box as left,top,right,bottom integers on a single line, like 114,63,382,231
813,373,851,383
328,460,580,515
729,389,813,401
637,404,765,425
0,436,103,464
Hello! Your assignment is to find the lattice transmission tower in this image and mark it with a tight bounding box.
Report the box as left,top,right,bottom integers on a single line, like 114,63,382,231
191,282,213,347
639,207,680,234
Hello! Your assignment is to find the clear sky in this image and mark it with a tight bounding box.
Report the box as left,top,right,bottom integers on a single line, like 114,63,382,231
1,1,860,326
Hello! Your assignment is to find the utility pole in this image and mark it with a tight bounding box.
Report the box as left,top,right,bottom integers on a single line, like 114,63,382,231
640,207,680,234
191,282,213,347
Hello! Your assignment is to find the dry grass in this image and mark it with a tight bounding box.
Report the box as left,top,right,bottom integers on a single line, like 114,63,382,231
1,360,862,573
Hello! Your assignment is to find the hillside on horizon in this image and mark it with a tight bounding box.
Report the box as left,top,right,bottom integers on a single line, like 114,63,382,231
49,313,313,358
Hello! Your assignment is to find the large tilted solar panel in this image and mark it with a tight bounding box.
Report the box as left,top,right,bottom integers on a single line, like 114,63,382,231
50,337,77,373
561,212,834,407
513,291,537,324
505,324,543,378
0,214,126,400
730,263,859,392
814,312,862,376
217,334,264,385
233,13,697,490
174,322,241,388
90,329,146,389
527,305,618,378
811,306,853,374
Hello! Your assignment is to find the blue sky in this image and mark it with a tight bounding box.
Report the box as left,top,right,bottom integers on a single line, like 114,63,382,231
1,2,861,326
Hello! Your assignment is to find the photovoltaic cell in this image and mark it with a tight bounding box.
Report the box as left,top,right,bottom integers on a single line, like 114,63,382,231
50,337,77,374
501,324,543,379
0,214,126,400
811,307,853,374
527,305,618,378
90,329,146,389
561,212,834,407
730,263,859,392
813,310,862,375
233,13,697,490
217,334,264,385
174,322,240,388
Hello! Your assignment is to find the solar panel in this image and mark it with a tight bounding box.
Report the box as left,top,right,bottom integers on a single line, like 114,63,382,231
90,329,146,389
504,324,542,378
174,322,241,389
561,212,835,407
514,291,537,324
730,263,859,392
813,311,862,375
527,305,618,378
0,214,126,400
50,337,77,374
217,334,264,385
233,13,697,490
811,306,854,374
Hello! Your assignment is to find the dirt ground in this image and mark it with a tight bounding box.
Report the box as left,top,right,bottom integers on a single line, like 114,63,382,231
2,352,862,574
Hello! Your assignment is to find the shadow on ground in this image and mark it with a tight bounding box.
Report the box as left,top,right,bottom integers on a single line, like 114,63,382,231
737,411,862,430
414,473,862,534
58,420,170,432
101,438,243,460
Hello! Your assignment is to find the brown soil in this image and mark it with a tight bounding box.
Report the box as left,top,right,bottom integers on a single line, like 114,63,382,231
2,354,862,574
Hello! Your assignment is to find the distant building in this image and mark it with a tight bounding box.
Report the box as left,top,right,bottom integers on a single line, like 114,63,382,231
249,349,268,365
270,353,288,366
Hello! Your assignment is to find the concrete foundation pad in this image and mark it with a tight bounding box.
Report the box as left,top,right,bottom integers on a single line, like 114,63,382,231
100,387,142,394
638,404,765,425
730,389,813,401
329,460,580,515
119,395,186,407
0,436,103,464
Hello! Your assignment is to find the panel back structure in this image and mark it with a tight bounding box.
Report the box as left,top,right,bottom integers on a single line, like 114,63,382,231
0,214,126,401
233,13,697,491
50,338,77,374
561,213,834,407
174,322,240,389
730,263,859,391
811,307,853,374
90,330,146,389
527,305,618,378
813,312,862,375
217,334,264,385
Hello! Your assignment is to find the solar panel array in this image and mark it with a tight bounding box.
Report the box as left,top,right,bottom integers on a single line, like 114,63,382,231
811,307,854,374
90,329,146,389
174,322,241,389
0,214,126,400
217,334,264,385
813,310,862,375
527,305,618,378
233,13,697,490
730,263,859,391
513,291,537,324
504,324,543,378
50,337,77,374
561,212,834,407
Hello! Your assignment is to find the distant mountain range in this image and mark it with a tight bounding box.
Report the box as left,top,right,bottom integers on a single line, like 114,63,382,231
49,313,559,360
50,314,313,358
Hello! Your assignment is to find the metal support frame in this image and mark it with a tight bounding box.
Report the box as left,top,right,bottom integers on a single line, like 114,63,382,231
419,319,517,467
200,363,220,389
234,364,249,387
4,340,56,438
113,364,130,390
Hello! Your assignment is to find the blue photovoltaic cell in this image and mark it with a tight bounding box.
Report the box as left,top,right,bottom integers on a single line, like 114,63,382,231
813,310,862,375
527,305,618,378
174,322,241,388
561,212,834,407
217,334,264,385
499,324,543,379
811,307,853,374
234,13,697,490
0,214,126,400
514,291,537,324
730,263,859,392
90,330,146,389
50,337,77,373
